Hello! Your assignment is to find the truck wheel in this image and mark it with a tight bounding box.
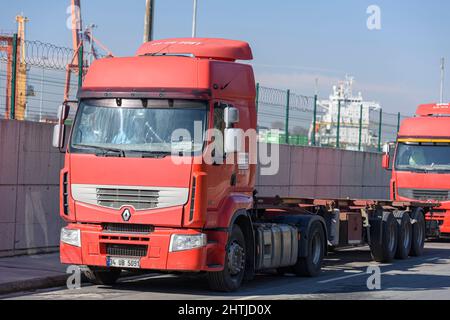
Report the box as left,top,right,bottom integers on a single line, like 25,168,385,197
83,267,121,285
370,212,398,263
410,209,426,257
292,221,325,277
207,225,246,292
394,211,412,260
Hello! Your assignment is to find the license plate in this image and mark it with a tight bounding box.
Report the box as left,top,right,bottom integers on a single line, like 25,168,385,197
106,257,141,269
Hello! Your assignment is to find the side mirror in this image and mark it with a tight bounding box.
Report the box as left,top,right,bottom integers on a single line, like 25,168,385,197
382,154,391,170
224,106,239,128
224,128,243,154
381,142,395,170
382,143,391,154
52,103,71,149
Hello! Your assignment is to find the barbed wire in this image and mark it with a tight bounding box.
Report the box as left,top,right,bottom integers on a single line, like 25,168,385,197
0,39,96,70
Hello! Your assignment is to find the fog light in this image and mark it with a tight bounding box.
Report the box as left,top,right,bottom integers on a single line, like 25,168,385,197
60,227,81,247
169,234,206,252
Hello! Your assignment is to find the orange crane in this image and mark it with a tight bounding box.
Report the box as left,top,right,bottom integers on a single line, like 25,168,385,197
0,15,28,120
15,14,29,120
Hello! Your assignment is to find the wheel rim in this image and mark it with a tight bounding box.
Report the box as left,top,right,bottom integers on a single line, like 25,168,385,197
388,222,396,252
311,232,322,265
227,241,245,276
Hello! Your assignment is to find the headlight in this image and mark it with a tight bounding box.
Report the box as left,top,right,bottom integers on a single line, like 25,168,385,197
60,228,81,247
169,234,206,252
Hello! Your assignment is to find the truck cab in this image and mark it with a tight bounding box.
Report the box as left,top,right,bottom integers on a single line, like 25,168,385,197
383,103,450,237
54,38,261,290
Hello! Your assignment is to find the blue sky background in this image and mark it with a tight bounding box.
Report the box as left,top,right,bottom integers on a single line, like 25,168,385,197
1,0,449,114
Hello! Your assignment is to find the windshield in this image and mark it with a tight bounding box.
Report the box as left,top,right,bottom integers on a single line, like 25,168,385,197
395,142,450,172
70,99,208,155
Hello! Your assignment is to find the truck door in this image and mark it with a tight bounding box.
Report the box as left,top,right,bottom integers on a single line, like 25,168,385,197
205,102,237,210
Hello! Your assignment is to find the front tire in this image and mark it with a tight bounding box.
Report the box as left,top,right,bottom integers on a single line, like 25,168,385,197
207,225,246,292
292,221,325,277
83,267,121,285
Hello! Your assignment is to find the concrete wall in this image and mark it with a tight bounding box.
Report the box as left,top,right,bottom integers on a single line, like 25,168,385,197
0,120,64,257
0,121,390,257
256,144,390,200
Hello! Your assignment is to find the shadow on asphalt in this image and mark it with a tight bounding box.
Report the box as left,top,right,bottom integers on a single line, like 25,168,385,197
97,245,450,298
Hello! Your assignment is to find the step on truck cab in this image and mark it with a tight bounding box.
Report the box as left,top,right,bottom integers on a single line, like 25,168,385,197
53,38,436,291
382,103,450,238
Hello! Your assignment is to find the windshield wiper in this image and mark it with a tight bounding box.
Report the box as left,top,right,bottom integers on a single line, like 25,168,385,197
74,144,126,158
131,151,172,159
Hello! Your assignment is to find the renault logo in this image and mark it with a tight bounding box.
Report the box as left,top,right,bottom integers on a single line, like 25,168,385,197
122,209,131,222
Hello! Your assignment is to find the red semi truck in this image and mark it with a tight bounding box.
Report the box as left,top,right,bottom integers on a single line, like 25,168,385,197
53,38,436,292
382,103,450,238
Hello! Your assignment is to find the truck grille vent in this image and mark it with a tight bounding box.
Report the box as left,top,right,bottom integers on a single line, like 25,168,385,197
412,189,450,201
71,184,189,211
103,223,154,234
399,188,450,201
97,188,159,210
106,244,148,257
63,173,69,215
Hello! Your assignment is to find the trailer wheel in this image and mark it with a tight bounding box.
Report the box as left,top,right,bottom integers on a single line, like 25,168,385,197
370,212,398,263
394,211,412,260
292,221,325,277
207,225,246,292
410,209,426,257
83,267,121,285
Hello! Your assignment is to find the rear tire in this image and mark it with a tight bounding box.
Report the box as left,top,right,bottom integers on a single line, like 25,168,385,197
292,221,325,277
370,212,398,263
410,209,426,257
83,267,121,285
207,225,246,292
394,211,412,260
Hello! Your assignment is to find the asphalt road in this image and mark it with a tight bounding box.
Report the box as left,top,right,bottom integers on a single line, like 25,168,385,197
4,242,450,300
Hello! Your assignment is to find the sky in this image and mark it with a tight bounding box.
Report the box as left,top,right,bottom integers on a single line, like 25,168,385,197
1,0,449,114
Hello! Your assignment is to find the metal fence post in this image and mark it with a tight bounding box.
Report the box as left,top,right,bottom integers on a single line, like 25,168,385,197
78,45,84,89
378,108,383,152
336,99,341,148
285,89,290,145
312,94,318,146
358,104,363,151
255,82,260,121
397,112,401,135
10,33,18,120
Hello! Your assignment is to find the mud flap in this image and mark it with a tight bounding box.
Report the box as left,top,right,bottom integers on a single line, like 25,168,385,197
426,220,440,238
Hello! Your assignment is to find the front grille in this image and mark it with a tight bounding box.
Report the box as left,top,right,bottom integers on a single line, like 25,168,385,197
103,223,154,234
71,184,189,211
106,244,148,257
399,188,450,201
97,187,159,210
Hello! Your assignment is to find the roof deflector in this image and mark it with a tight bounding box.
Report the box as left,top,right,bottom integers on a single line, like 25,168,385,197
136,38,253,61
416,103,450,116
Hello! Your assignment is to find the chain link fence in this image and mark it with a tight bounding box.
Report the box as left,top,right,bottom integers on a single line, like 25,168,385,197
256,84,410,152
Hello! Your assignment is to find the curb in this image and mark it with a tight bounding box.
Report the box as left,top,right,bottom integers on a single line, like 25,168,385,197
0,274,69,296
